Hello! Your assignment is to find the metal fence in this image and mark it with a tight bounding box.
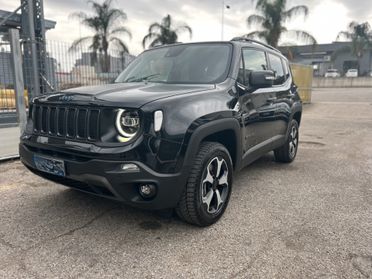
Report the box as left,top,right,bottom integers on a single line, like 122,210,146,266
0,42,17,114
0,38,135,117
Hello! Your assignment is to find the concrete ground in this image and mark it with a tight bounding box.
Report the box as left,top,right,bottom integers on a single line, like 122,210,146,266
0,127,19,158
0,88,371,278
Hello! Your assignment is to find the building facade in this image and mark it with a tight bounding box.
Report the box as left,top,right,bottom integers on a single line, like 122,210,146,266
280,42,372,77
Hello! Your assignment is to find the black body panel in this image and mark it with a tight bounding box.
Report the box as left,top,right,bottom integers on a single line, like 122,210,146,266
20,41,302,210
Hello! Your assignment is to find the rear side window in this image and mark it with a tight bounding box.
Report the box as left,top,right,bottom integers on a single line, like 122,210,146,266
238,48,268,85
268,53,285,85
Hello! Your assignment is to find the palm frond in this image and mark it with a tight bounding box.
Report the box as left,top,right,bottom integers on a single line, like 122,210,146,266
162,14,172,29
287,30,317,45
175,25,192,38
348,21,359,31
142,32,159,49
110,27,132,39
247,14,266,27
283,5,308,21
336,31,352,41
150,38,162,47
106,8,127,26
148,23,162,33
143,14,191,48
69,36,93,52
243,31,267,42
110,37,129,53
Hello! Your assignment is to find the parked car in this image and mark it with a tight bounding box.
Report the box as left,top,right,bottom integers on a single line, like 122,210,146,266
324,69,341,78
345,69,358,78
20,39,302,226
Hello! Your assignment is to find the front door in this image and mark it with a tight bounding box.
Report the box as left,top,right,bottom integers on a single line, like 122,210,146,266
238,48,277,154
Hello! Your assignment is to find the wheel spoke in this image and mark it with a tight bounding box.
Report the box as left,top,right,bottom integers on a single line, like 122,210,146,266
202,189,214,211
291,127,297,139
202,163,214,184
218,171,228,186
215,190,224,210
293,138,298,147
216,158,223,178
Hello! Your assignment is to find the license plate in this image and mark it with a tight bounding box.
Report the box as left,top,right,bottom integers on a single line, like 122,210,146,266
33,155,65,177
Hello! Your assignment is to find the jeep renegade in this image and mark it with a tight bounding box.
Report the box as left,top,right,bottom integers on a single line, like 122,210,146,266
20,38,302,226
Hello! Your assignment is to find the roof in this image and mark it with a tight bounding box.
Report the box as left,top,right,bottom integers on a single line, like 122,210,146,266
278,42,352,55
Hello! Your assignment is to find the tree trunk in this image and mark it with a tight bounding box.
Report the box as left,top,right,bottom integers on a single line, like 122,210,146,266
103,49,110,73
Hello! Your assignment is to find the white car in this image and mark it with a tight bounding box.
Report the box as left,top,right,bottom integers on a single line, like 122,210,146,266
345,69,358,78
325,69,341,78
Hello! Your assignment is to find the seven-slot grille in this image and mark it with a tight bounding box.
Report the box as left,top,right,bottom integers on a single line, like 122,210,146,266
32,104,100,141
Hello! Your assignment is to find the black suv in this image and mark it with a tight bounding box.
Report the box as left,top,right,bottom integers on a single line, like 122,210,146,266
20,38,302,226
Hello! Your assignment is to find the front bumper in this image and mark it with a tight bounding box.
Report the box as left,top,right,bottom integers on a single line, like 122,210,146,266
19,143,188,210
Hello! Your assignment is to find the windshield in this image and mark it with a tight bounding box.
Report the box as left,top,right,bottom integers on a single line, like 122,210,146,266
115,43,232,84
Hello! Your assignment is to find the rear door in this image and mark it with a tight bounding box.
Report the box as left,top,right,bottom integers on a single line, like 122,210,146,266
267,53,293,139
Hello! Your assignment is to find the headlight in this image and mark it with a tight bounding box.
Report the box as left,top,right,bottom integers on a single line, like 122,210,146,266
115,109,140,142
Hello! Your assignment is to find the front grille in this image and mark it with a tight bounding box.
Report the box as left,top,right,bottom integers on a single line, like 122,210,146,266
32,104,101,141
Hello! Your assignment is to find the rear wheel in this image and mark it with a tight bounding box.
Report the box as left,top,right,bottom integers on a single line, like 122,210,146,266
176,142,233,227
274,119,299,163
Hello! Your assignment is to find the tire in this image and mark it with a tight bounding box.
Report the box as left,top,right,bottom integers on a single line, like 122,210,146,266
274,119,299,163
176,142,233,227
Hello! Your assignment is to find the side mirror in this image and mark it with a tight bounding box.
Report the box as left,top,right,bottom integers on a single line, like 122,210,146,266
250,70,275,88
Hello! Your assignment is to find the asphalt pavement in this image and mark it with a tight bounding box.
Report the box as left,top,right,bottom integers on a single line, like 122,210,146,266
0,87,371,278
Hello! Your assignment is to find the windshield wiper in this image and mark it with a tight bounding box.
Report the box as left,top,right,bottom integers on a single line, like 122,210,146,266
125,73,161,83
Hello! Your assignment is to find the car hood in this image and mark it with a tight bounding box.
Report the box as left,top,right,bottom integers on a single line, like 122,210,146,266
36,83,215,108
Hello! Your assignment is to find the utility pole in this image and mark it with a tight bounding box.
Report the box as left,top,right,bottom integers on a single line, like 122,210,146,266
21,0,47,98
221,1,230,41
9,29,27,134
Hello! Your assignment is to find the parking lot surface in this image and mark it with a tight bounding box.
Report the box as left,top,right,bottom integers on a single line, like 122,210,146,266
0,88,371,278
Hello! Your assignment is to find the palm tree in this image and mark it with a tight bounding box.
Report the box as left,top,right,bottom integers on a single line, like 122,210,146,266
245,0,316,48
336,22,372,58
142,15,192,49
69,0,132,73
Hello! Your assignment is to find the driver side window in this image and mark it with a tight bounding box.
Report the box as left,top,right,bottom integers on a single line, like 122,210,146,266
238,49,268,86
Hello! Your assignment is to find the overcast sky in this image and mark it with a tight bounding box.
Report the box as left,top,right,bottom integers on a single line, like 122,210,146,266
1,0,372,54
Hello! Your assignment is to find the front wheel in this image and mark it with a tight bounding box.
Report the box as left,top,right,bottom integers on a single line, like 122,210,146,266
176,142,233,227
274,119,299,163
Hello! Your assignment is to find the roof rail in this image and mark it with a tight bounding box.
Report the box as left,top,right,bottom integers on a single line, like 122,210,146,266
149,42,183,49
231,37,281,53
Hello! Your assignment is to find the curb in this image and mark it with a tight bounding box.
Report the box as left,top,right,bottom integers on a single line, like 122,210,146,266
0,155,20,163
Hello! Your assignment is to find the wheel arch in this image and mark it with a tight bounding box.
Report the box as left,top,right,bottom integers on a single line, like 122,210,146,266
292,111,302,126
181,118,242,171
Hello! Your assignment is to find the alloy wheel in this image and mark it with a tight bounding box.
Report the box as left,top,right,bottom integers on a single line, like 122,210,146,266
201,157,229,214
289,125,298,158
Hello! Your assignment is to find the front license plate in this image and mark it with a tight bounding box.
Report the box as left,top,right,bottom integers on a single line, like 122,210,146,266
33,155,65,177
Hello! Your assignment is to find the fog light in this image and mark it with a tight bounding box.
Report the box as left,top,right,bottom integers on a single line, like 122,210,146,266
121,163,140,172
139,184,156,199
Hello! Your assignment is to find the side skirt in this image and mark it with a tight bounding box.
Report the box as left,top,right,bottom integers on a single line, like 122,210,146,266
241,135,286,169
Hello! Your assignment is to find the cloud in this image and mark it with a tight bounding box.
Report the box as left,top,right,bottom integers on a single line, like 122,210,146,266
0,0,371,54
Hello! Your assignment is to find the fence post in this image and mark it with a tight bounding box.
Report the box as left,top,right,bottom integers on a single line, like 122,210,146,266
9,28,27,135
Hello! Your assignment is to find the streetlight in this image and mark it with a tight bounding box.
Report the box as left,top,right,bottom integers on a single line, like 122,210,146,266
221,1,230,40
